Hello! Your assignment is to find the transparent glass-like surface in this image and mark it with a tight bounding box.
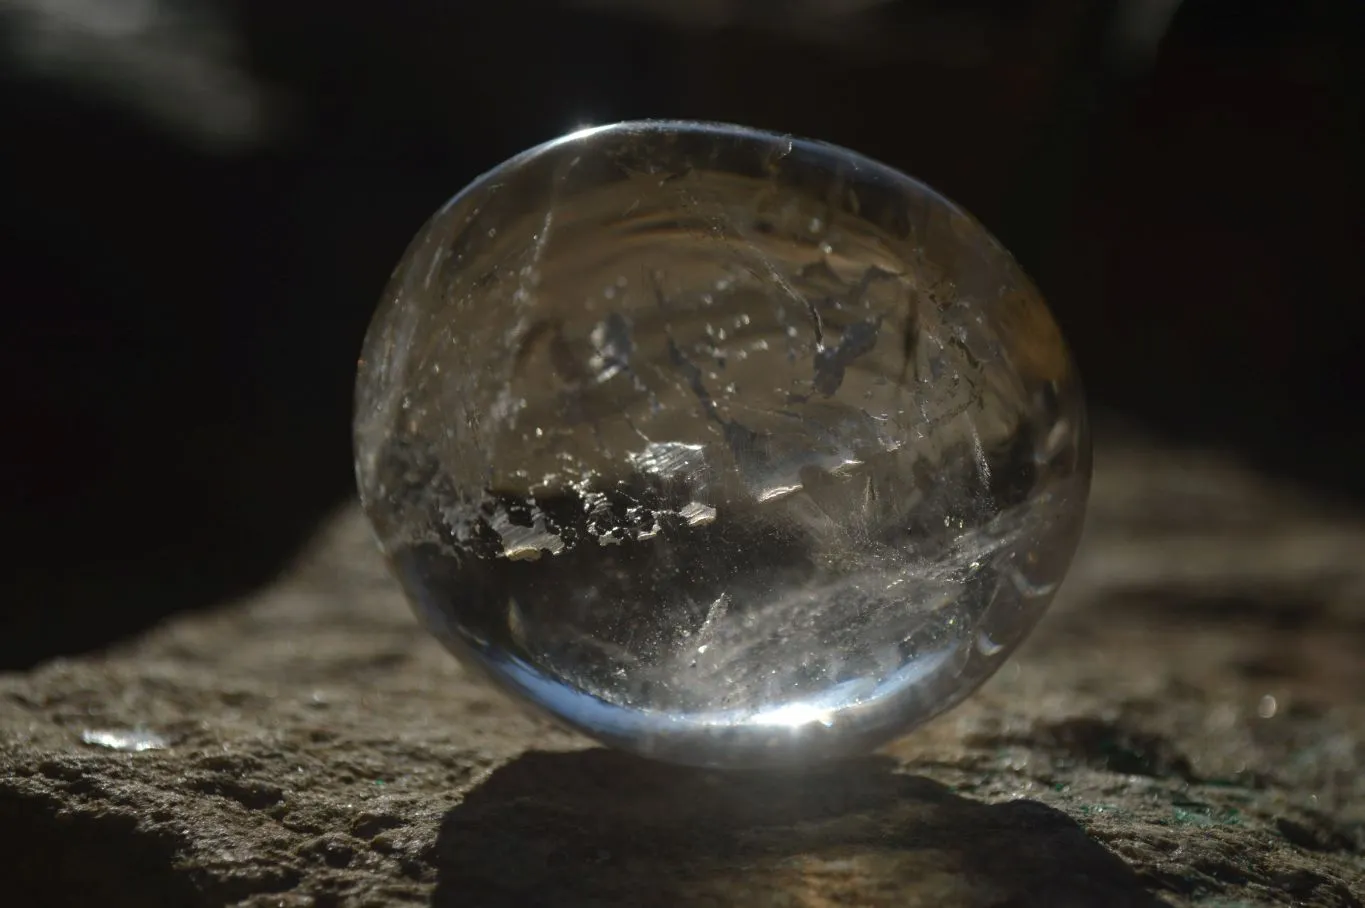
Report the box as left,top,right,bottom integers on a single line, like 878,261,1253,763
355,121,1090,767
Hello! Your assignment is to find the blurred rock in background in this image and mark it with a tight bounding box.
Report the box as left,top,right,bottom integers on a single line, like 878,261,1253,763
0,0,1360,668
2,0,272,151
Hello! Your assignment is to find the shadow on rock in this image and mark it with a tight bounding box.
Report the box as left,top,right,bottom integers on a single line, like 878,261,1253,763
430,748,1168,908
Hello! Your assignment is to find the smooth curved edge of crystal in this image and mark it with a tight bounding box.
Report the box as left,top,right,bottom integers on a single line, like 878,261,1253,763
428,117,985,252
411,587,1010,769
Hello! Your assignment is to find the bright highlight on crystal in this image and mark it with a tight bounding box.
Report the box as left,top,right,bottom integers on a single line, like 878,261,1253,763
354,121,1090,768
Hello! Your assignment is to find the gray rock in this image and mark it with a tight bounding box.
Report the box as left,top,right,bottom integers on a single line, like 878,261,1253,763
3,426,1363,907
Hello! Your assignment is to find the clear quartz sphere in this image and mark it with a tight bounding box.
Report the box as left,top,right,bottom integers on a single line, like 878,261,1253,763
355,121,1090,768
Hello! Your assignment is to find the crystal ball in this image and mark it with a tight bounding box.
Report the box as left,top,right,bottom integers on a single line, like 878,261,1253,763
354,121,1090,767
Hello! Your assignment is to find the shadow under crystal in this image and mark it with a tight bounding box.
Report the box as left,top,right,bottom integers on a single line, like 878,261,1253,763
429,749,1168,908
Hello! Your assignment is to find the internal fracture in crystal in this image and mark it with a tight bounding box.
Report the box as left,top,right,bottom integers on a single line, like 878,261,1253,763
354,121,1091,767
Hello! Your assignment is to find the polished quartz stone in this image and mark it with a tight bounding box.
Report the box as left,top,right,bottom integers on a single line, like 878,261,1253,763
354,121,1090,768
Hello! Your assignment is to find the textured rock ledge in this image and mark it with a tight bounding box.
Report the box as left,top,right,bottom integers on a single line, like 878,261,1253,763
3,430,1363,907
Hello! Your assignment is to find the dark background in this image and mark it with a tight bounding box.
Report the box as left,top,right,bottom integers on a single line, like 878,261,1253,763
1,0,1360,670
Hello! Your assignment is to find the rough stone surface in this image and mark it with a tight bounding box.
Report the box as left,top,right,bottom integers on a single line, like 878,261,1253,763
3,426,1363,907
